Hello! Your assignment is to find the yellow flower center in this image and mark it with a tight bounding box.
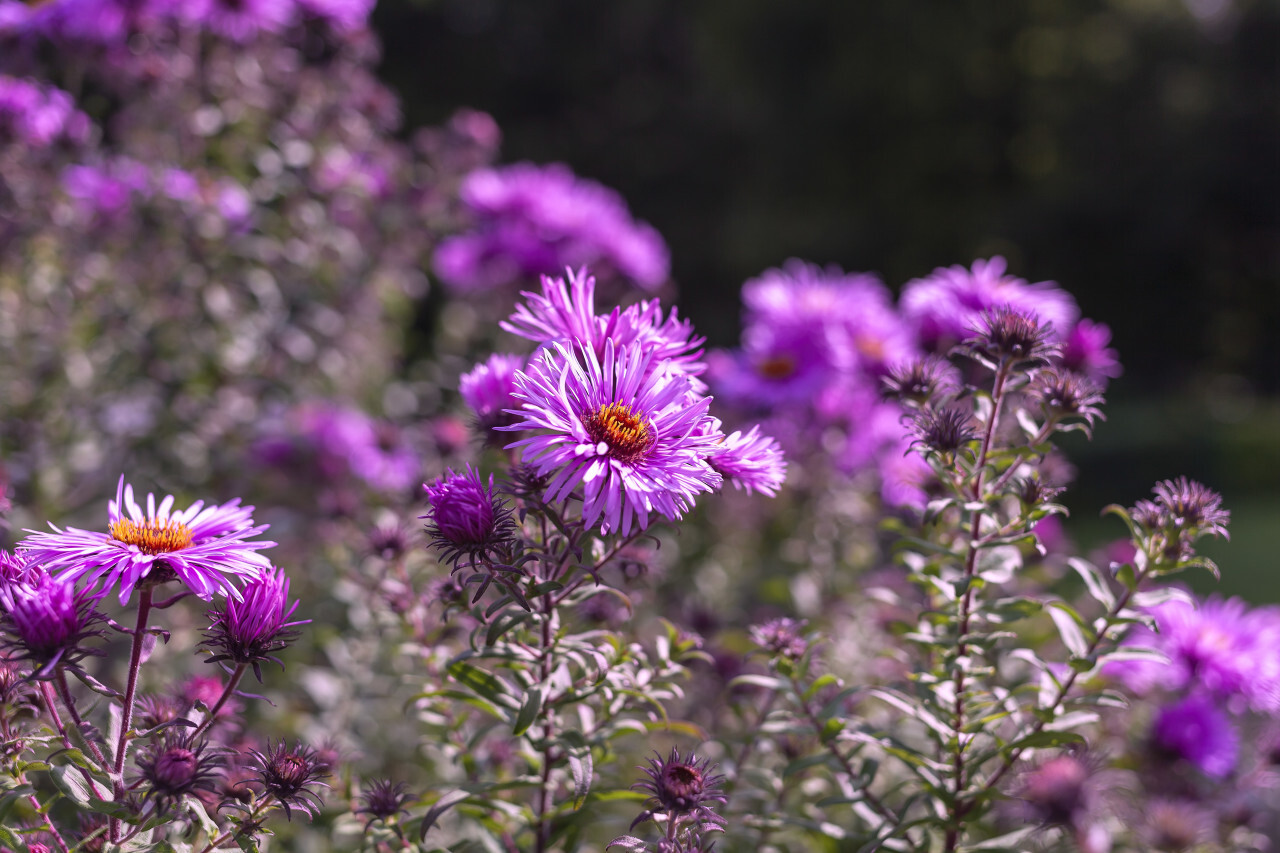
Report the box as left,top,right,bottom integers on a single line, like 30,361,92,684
585,402,654,463
110,517,194,555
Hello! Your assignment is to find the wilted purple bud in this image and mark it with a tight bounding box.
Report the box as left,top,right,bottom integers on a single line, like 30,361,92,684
1029,368,1106,430
422,466,515,566
202,568,307,680
1016,754,1090,826
0,571,104,676
1140,799,1215,851
249,740,330,821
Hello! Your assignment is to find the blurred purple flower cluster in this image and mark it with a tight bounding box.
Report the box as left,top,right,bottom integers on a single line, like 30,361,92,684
708,256,1121,506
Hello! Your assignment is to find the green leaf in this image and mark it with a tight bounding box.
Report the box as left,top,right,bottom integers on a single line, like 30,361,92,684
1003,729,1086,755
561,731,593,808
446,662,519,710
513,686,542,736
419,789,472,841
1067,557,1116,610
0,827,21,849
49,763,93,808
1047,601,1089,657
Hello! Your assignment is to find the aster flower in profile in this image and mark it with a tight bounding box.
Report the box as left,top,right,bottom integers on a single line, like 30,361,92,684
961,307,1060,368
422,466,517,567
201,568,308,681
355,778,412,831
706,425,787,497
248,740,329,820
0,569,105,677
909,406,978,458
629,748,727,834
1151,693,1238,779
881,355,962,408
505,340,722,537
135,731,225,810
21,476,274,604
1028,368,1106,435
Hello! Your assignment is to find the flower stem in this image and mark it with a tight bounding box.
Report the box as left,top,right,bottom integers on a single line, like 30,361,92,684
189,662,247,739
109,586,154,840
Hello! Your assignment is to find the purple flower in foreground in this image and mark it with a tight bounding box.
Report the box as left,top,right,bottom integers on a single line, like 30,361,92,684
0,570,104,675
1152,693,1238,779
434,163,670,291
136,731,224,809
1057,319,1122,387
422,466,516,566
630,748,727,832
900,256,1079,351
21,476,274,604
1106,596,1280,711
202,568,307,680
505,341,722,536
707,424,787,496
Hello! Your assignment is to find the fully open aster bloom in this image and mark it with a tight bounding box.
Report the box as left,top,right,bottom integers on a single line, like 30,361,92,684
1106,596,1280,712
900,256,1079,350
502,268,704,379
1151,693,1238,779
504,340,722,536
706,424,786,496
434,163,669,291
21,477,274,604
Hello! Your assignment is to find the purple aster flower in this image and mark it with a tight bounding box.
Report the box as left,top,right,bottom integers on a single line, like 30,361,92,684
434,163,670,292
1151,693,1238,778
0,75,91,148
297,403,420,493
1011,753,1092,828
630,748,727,832
881,355,962,408
504,340,722,536
502,268,704,378
422,466,517,567
294,0,374,32
135,731,225,809
900,256,1079,351
189,0,296,42
20,476,275,604
248,740,330,820
201,568,307,680
0,569,105,676
1139,799,1215,851
706,424,787,496
459,353,525,435
706,327,836,410
961,306,1061,367
1106,596,1280,711
1057,319,1122,387
749,617,809,659
61,158,152,218
355,778,412,831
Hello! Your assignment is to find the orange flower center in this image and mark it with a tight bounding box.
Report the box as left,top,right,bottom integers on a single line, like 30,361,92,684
757,355,796,380
584,402,654,463
110,518,194,555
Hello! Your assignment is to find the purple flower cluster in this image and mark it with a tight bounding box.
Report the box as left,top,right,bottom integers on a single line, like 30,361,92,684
0,74,89,147
1107,595,1280,778
434,163,670,292
707,256,1120,507
484,268,784,536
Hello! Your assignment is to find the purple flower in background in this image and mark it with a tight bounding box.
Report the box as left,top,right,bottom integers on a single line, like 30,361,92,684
502,268,704,377
422,466,516,566
1107,596,1280,711
900,256,1079,350
1058,319,1122,386
505,341,722,536
707,424,787,497
749,617,809,659
193,0,296,42
434,163,670,292
295,0,374,31
297,403,420,493
0,75,90,147
21,476,274,604
202,568,307,680
0,569,104,675
1152,693,1238,778
460,353,525,435
62,158,151,218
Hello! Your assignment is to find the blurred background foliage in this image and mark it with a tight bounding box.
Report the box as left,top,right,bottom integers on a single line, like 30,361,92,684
372,0,1278,598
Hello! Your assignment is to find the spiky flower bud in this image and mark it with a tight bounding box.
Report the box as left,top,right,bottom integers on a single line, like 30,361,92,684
422,466,517,567
201,568,307,680
631,748,727,834
355,778,411,830
249,740,329,820
882,355,961,407
909,407,977,456
963,307,1059,366
135,732,223,808
0,570,104,677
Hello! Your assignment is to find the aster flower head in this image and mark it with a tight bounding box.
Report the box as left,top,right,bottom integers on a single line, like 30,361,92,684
201,568,307,681
749,617,809,660
1057,319,1122,386
706,425,787,497
0,570,105,677
505,341,722,536
135,731,224,809
422,466,517,567
909,406,978,457
502,268,705,378
881,355,962,408
434,163,670,291
1012,753,1092,828
1028,368,1106,434
1151,693,1238,779
248,740,329,820
459,353,526,437
1149,477,1231,541
355,778,412,831
1105,596,1280,711
0,75,91,148
1139,799,1215,851
631,748,727,833
900,256,1079,351
961,307,1060,368
20,476,275,604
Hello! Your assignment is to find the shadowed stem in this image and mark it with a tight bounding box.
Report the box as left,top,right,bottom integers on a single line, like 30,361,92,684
40,680,109,799
189,662,247,740
110,586,153,841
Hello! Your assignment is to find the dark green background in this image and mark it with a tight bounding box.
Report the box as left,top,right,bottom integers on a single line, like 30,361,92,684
372,0,1279,596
